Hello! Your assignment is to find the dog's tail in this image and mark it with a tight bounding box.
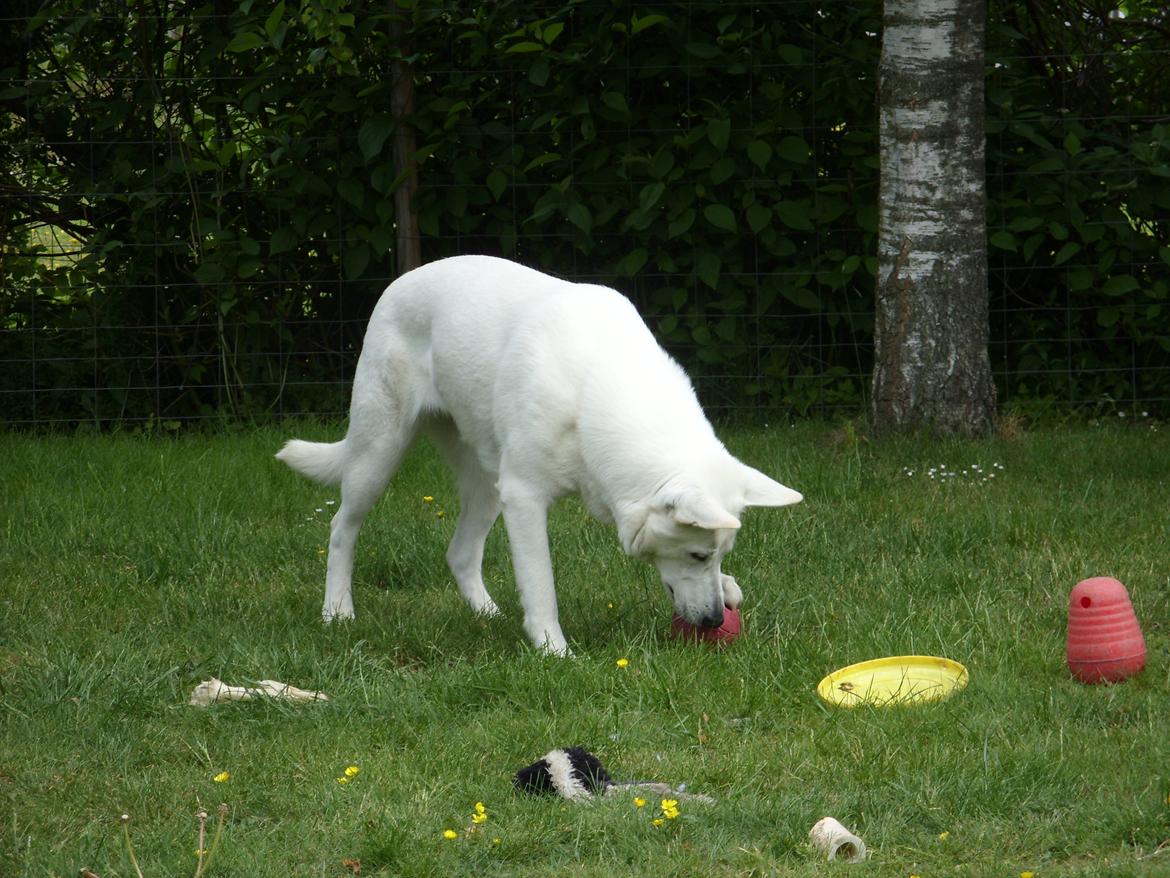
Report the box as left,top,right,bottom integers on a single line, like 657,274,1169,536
275,438,347,487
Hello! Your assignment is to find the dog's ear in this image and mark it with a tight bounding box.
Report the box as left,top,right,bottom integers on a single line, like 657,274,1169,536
737,463,803,508
616,502,653,556
669,492,742,531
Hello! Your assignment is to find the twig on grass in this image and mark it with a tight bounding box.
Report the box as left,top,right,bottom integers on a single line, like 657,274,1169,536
1137,840,1170,861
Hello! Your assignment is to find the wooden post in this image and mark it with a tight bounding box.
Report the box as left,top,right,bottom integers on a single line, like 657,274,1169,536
389,11,421,274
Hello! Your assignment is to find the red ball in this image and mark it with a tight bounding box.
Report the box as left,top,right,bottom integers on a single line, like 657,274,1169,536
670,607,742,645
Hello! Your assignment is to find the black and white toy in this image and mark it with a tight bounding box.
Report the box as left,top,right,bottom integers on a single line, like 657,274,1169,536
513,746,612,800
513,747,715,804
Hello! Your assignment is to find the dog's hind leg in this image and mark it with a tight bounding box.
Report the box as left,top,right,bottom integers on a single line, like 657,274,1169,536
429,422,502,617
324,392,418,622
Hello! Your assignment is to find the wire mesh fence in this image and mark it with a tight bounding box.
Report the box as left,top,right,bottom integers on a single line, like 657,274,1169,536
3,1,1168,429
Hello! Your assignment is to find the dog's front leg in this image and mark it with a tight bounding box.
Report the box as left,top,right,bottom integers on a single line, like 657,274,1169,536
720,573,743,610
499,485,571,656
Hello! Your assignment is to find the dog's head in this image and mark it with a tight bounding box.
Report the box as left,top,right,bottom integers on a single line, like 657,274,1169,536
619,460,802,628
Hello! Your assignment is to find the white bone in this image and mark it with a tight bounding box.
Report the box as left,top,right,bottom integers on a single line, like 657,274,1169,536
188,677,328,707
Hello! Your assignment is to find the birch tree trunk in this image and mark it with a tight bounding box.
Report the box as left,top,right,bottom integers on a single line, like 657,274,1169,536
872,0,997,435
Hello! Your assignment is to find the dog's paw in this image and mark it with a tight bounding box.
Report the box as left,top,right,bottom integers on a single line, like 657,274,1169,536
535,634,573,658
541,643,575,659
322,607,356,624
720,573,743,610
472,598,502,618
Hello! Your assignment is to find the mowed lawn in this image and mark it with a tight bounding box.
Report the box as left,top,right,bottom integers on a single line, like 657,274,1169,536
1,421,1167,877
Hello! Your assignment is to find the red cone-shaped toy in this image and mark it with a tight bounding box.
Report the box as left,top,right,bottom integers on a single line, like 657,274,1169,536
1066,576,1146,684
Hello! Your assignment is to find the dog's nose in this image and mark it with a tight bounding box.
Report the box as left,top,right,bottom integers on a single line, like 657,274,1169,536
698,611,724,630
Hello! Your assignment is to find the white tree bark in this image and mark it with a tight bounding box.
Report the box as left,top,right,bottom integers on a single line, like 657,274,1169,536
872,0,997,434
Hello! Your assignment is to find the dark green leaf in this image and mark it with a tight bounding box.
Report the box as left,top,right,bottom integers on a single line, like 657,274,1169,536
686,41,721,59
620,248,648,276
1067,268,1094,291
707,118,731,153
649,149,674,179
631,14,670,34
1103,275,1140,296
566,202,592,234
1053,242,1080,265
781,285,821,310
270,227,298,256
747,203,771,234
264,2,285,39
774,202,813,231
601,92,629,114
487,169,507,201
529,59,550,86
237,257,261,279
710,157,735,185
338,180,365,209
343,244,370,280
747,140,772,171
358,114,395,161
226,31,265,53
989,230,1017,252
777,136,809,164
639,182,666,213
704,204,737,233
668,209,695,239
696,251,720,288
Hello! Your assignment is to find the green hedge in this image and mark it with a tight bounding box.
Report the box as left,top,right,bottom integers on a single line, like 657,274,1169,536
2,0,1167,425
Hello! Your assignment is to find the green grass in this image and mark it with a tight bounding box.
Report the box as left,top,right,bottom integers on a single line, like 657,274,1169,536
1,421,1168,877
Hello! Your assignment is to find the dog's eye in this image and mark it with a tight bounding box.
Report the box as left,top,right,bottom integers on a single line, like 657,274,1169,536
689,552,712,563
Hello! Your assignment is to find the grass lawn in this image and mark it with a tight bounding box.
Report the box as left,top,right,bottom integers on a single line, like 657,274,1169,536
1,420,1168,877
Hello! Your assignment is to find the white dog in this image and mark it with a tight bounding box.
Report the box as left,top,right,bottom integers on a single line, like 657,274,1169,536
276,256,802,655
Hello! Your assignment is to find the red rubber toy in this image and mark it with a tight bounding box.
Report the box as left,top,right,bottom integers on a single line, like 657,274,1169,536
670,606,742,645
1066,576,1147,684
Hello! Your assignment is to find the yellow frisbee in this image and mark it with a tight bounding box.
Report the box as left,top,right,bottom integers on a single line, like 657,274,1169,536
816,655,969,707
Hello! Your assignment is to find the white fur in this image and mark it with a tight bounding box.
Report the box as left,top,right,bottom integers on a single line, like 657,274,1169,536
276,256,802,655
542,749,590,800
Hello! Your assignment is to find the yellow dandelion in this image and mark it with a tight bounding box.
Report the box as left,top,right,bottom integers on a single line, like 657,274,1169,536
344,765,360,778
443,829,458,840
436,510,445,519
607,602,614,609
661,798,680,819
195,848,207,857
1021,873,1035,878
213,771,230,783
939,830,950,840
423,496,434,502
616,657,629,668
336,776,350,785
633,797,647,808
492,837,501,846
651,818,664,827
317,547,326,555
472,801,488,824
